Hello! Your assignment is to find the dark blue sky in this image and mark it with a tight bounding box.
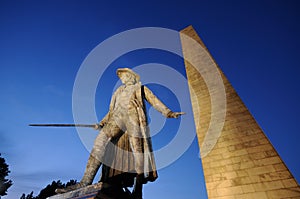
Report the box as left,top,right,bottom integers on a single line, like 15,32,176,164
0,0,300,198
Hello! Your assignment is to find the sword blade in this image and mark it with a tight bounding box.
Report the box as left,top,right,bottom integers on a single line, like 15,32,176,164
29,124,97,128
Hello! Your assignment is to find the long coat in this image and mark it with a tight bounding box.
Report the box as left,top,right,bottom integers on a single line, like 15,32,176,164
100,83,172,186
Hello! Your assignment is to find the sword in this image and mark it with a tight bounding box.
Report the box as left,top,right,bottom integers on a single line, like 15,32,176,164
29,123,101,129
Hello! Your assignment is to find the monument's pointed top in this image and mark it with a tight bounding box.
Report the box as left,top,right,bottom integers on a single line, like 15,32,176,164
180,25,207,50
181,25,195,32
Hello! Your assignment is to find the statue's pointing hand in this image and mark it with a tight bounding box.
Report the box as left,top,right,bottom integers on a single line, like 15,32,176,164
167,111,186,119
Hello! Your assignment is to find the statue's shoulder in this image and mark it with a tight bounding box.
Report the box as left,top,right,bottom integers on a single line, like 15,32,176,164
134,83,144,93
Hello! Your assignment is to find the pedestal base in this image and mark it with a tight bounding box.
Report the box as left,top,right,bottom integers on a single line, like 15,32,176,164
47,182,132,199
47,183,103,199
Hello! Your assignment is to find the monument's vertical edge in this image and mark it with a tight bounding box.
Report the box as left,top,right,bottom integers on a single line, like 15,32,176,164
180,25,300,198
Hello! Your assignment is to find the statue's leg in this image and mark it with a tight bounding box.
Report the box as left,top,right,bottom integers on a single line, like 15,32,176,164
56,122,122,194
124,110,144,199
128,130,144,199
81,121,122,185
80,152,101,185
132,174,144,199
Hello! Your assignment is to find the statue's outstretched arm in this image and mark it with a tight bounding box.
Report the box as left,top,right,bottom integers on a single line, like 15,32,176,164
143,86,185,118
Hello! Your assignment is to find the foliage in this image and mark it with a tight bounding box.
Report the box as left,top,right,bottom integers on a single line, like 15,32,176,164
0,153,13,196
20,191,34,199
20,180,77,199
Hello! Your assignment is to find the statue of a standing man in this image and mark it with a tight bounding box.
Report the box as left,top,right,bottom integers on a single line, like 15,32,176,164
57,68,184,199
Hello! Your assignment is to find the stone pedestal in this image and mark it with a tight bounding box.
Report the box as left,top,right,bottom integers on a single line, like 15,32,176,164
47,183,103,199
47,183,132,199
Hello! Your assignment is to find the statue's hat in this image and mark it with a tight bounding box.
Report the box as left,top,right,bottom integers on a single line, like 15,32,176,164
116,68,140,82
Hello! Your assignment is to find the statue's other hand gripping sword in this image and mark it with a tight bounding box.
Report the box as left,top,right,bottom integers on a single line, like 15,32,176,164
29,123,102,130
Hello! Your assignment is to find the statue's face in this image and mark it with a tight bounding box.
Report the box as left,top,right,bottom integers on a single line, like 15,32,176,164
118,72,134,85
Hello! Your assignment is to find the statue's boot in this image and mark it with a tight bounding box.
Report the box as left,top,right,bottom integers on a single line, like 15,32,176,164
131,174,144,199
55,155,101,194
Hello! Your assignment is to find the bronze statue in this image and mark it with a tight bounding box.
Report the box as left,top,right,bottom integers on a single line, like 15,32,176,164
56,68,184,199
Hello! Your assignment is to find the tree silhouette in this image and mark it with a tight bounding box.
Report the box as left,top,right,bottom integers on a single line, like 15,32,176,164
0,153,13,197
20,180,77,199
36,180,65,199
20,191,34,199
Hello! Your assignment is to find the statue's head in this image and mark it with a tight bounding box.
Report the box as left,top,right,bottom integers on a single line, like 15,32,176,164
117,68,140,85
